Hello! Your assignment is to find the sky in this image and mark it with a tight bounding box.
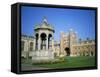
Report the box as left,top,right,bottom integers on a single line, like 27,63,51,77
21,6,96,41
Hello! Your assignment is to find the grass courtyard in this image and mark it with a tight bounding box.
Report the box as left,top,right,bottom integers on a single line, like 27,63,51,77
21,56,96,70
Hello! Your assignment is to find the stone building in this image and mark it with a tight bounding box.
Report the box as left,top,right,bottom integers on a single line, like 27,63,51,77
60,29,78,56
72,40,95,56
60,29,95,56
21,35,34,58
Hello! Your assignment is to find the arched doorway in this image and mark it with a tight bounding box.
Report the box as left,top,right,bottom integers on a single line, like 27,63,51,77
65,47,70,56
40,33,47,50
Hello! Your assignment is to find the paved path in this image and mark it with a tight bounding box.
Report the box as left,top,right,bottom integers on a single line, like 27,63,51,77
21,64,50,71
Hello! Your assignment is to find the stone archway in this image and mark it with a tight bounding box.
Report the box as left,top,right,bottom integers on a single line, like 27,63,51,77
40,33,47,50
65,47,70,56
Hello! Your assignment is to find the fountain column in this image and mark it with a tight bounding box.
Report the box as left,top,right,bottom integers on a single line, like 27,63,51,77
34,37,36,50
52,37,55,52
38,33,41,50
46,34,48,50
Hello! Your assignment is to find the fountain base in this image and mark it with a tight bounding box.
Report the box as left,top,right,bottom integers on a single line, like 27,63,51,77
32,50,54,63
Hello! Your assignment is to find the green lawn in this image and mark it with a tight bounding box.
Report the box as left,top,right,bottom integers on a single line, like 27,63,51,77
33,56,95,69
21,56,96,70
